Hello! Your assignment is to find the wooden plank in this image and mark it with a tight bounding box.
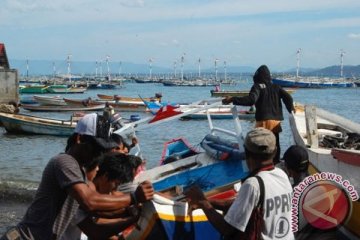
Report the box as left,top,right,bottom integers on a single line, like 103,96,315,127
305,105,319,147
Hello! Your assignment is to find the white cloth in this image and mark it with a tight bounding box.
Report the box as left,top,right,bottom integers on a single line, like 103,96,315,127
60,209,87,240
225,168,295,240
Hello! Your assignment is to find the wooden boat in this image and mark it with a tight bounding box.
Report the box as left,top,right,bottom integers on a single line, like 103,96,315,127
63,97,104,107
159,137,199,165
122,141,247,240
0,112,76,136
21,103,105,112
210,87,296,97
46,85,87,94
19,85,49,94
33,95,67,106
97,93,162,102
289,104,360,239
144,100,255,120
20,96,38,105
123,184,239,240
180,107,255,120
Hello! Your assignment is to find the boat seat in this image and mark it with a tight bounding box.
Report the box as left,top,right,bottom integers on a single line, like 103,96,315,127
302,129,343,139
318,129,344,139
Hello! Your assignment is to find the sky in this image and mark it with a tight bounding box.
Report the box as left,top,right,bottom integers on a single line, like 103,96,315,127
1,0,360,72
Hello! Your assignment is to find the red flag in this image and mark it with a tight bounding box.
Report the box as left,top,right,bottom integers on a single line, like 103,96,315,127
149,105,182,123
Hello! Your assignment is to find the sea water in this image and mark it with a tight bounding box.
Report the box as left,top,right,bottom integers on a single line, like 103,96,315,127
1,79,359,234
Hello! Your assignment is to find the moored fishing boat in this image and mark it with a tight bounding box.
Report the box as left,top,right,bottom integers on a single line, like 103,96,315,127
19,85,49,94
63,97,104,107
33,95,67,106
272,49,356,88
0,112,76,136
97,93,162,102
210,87,297,97
144,99,255,120
289,104,360,239
21,103,105,112
271,77,355,88
46,85,87,94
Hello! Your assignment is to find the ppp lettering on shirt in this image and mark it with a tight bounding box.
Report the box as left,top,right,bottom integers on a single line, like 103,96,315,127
265,193,292,217
265,193,292,238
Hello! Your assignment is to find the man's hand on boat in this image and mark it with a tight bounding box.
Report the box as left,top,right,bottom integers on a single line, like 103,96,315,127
184,185,211,213
222,96,233,105
134,181,154,204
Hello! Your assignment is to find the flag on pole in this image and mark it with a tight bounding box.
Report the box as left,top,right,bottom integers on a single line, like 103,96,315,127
149,105,182,123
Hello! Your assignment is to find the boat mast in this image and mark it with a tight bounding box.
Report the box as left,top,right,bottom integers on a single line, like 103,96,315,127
26,58,29,81
173,60,177,78
95,61,98,77
215,58,219,81
296,48,301,79
52,62,56,78
119,61,122,77
198,58,201,78
340,49,345,78
181,54,185,81
149,58,153,79
106,55,111,82
224,61,227,82
67,54,72,83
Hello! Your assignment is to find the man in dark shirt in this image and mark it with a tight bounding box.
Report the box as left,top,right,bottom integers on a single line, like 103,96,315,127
222,65,295,164
1,113,154,240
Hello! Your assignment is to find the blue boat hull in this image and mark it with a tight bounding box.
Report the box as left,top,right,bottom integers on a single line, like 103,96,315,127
272,78,355,88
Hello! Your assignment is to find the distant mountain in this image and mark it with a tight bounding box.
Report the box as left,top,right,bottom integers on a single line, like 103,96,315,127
309,65,360,77
274,65,360,78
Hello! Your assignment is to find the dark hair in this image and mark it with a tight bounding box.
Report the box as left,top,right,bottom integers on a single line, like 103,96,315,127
65,133,77,152
96,152,134,184
128,155,143,169
111,134,130,150
84,155,103,172
65,133,104,158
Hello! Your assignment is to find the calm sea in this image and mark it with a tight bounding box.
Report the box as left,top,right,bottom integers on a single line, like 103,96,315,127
1,79,359,233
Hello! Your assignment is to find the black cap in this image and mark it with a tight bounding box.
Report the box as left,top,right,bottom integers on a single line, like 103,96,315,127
282,145,309,172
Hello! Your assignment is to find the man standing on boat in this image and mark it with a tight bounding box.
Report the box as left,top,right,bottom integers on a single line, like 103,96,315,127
222,65,295,164
185,128,294,239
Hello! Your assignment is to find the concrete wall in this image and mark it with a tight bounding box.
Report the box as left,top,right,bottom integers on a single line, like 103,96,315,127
0,69,19,104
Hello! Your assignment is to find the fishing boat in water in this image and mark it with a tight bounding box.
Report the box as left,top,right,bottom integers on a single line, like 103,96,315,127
272,76,355,88
19,85,49,94
63,97,104,107
46,85,87,94
210,87,297,97
33,95,67,106
289,104,360,239
97,93,162,102
21,103,105,112
272,49,356,88
0,112,77,136
143,99,255,120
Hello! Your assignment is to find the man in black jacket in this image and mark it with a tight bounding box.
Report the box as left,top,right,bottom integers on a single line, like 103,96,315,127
222,65,295,164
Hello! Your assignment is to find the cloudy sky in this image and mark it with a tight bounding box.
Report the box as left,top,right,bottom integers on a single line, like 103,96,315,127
1,0,360,71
